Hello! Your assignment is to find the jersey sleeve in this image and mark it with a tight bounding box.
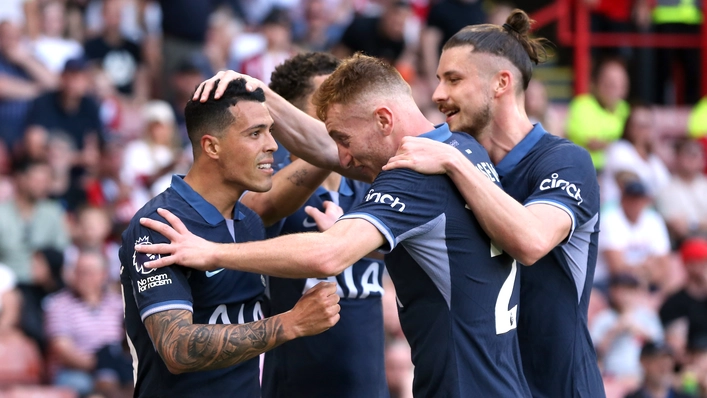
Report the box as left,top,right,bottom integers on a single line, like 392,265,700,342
523,143,600,243
122,217,193,322
338,169,448,253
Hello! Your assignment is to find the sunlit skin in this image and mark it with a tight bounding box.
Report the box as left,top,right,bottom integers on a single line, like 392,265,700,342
205,101,278,196
433,47,494,139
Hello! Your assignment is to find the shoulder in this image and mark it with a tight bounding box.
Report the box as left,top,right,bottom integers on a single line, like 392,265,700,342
35,200,65,216
568,94,597,109
535,135,595,169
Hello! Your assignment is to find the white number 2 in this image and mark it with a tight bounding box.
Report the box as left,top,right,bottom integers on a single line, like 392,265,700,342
491,241,518,335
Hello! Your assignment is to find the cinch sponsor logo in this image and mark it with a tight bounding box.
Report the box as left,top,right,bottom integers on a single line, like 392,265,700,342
365,189,406,212
137,273,173,292
539,173,583,204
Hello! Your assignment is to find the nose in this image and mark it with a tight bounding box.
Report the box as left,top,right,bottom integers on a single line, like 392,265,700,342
264,130,278,153
338,146,353,169
431,82,447,104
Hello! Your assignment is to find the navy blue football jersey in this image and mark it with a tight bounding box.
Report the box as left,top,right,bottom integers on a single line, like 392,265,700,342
494,124,605,398
119,175,266,398
341,124,531,398
261,176,387,398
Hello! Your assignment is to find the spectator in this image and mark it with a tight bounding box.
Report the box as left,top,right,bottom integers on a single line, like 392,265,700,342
567,57,630,171
595,180,671,291
651,0,702,105
525,79,563,138
0,158,70,284
689,96,707,138
0,264,20,332
420,0,485,91
83,0,148,103
624,341,691,398
169,60,205,146
600,105,670,205
17,248,64,353
120,100,180,198
0,19,57,151
32,0,83,74
24,56,104,167
678,336,707,397
292,0,346,52
44,249,124,396
65,206,120,282
660,238,707,359
385,338,413,398
591,274,664,389
240,8,297,86
333,0,412,66
656,139,707,245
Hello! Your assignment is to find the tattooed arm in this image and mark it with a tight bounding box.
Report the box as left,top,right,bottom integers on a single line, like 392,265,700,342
241,158,330,227
144,282,341,374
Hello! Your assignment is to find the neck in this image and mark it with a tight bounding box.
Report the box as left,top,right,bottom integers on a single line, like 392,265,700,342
403,106,436,138
104,29,122,45
61,93,80,112
677,170,698,182
15,193,35,217
481,95,535,165
644,379,670,398
685,281,707,298
321,173,341,192
183,160,243,220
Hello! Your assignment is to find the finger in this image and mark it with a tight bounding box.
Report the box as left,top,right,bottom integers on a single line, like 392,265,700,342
200,72,224,102
156,208,190,235
382,157,412,171
144,254,178,269
134,243,176,255
192,82,205,101
304,205,325,219
139,217,180,241
215,71,237,99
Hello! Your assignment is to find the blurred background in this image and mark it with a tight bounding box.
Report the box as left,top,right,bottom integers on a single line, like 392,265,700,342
0,0,705,397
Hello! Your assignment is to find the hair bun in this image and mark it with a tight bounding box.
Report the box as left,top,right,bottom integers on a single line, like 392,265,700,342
505,9,532,36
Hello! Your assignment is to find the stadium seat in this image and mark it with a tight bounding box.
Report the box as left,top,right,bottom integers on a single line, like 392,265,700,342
0,331,43,386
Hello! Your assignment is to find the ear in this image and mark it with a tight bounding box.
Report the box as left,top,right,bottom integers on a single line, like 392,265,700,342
493,69,514,98
201,135,220,160
374,106,394,137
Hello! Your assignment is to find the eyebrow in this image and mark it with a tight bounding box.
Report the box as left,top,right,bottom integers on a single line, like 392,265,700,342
439,70,461,79
242,123,270,134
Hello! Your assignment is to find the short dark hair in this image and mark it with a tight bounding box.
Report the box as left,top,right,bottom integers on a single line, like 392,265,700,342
184,78,265,153
11,156,49,176
269,52,340,110
443,9,549,90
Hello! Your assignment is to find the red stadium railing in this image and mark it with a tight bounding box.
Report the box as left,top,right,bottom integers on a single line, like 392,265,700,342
529,0,707,97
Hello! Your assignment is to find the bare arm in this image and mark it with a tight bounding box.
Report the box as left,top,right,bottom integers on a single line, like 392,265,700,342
49,337,96,371
0,75,42,100
240,158,330,227
192,71,369,182
385,138,571,265
144,282,340,374
135,208,386,278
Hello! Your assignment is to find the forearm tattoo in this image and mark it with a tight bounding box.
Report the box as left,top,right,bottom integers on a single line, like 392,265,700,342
144,310,288,372
287,168,309,187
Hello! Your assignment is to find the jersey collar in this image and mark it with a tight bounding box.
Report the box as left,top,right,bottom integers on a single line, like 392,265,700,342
495,123,547,177
419,123,453,142
314,176,355,197
170,175,245,225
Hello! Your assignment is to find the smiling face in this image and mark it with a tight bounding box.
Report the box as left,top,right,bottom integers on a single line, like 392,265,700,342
216,101,277,193
433,46,493,138
324,102,394,183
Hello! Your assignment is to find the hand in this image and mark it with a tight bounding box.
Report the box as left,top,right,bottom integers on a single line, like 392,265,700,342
304,201,344,232
285,281,341,338
4,42,32,65
192,70,266,102
383,136,454,174
134,208,220,270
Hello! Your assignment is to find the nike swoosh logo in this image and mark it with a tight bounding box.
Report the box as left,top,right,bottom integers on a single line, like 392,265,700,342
205,268,225,278
302,218,317,228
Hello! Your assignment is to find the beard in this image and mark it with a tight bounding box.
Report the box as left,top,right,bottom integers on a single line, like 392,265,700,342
457,100,492,139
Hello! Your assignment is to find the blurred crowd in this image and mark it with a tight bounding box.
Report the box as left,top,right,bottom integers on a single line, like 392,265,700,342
0,0,704,397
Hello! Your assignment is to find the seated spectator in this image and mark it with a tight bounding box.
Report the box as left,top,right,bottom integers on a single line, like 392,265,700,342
0,19,57,152
591,274,664,389
656,139,707,246
31,1,83,74
526,79,563,137
601,105,670,205
239,8,297,86
0,264,20,332
676,335,707,397
0,158,70,284
660,238,707,360
65,206,120,282
567,57,630,171
24,56,104,167
624,341,691,398
120,100,180,199
385,338,413,398
83,0,148,103
45,250,124,396
18,248,64,353
292,0,347,52
596,180,671,291
333,0,412,66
